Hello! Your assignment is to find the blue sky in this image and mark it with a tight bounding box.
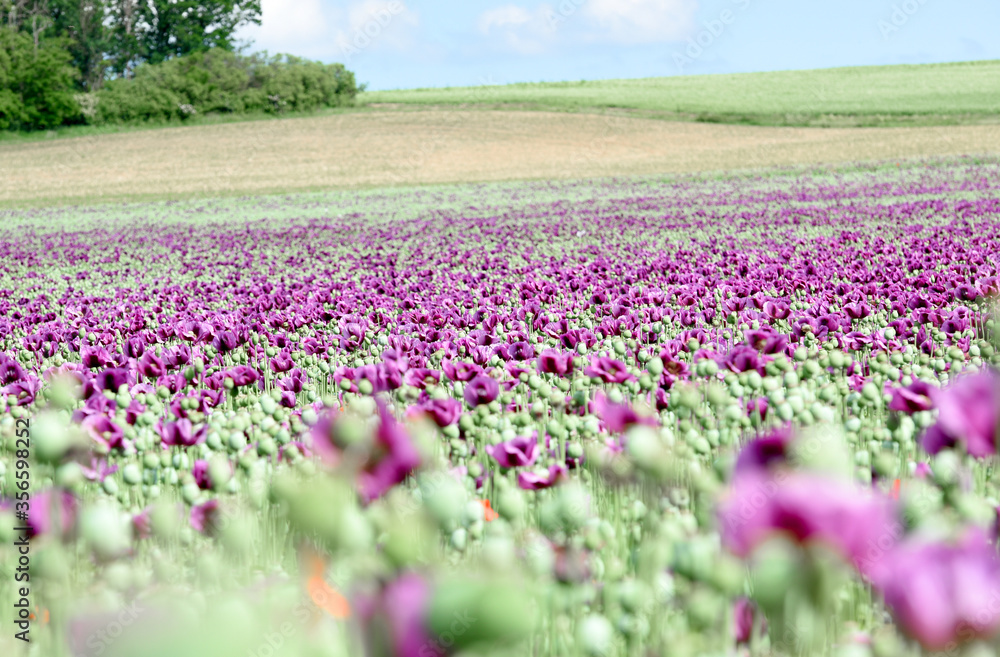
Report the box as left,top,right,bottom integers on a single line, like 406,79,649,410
238,0,1000,90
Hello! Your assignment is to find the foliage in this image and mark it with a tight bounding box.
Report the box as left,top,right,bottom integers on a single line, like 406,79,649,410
0,27,79,130
90,49,358,125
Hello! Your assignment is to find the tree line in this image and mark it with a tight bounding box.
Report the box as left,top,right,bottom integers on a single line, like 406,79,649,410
1,1,359,131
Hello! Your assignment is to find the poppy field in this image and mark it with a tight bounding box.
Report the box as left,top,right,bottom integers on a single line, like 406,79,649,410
2,157,1000,657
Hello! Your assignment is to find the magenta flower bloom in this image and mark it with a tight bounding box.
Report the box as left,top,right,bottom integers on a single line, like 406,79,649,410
417,398,462,427
192,460,211,489
81,414,129,452
887,380,936,414
26,488,77,539
878,528,1000,651
190,499,221,534
0,353,26,385
80,457,119,483
357,402,422,503
718,471,899,581
158,418,207,448
442,359,482,382
537,349,575,377
2,378,41,406
584,357,635,384
733,597,766,644
133,507,152,540
921,369,1000,458
225,365,260,388
517,464,569,490
591,392,656,433
357,572,434,657
725,346,764,375
463,374,499,407
487,434,539,468
733,426,795,477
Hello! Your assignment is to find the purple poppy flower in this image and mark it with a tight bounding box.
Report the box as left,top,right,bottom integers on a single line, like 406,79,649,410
158,418,207,448
487,434,539,468
921,369,1000,458
718,471,899,581
584,357,635,384
725,346,764,375
133,507,152,540
442,360,482,382
887,380,936,414
26,488,77,539
877,528,1000,651
733,426,795,477
357,572,433,657
416,398,462,428
2,377,41,406
80,457,119,483
517,464,569,490
0,353,26,385
537,349,575,377
463,375,499,407
81,414,130,452
192,460,211,490
225,365,260,388
357,401,422,503
190,499,221,534
138,351,165,379
591,392,656,433
733,597,766,644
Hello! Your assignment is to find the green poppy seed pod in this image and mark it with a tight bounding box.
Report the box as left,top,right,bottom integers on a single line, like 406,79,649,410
932,451,961,488
646,358,664,377
181,483,200,506
576,614,614,657
558,483,590,531
122,463,142,486
208,457,233,489
421,474,467,527
34,543,71,583
81,503,131,561
31,412,75,464
449,527,468,551
55,461,83,490
101,477,119,496
497,487,526,523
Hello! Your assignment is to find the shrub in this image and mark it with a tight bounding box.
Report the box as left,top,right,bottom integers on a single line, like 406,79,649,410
91,49,358,125
0,28,80,130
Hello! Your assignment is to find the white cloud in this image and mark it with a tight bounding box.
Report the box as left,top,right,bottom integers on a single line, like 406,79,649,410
240,0,420,61
479,5,534,34
476,3,561,54
244,0,329,55
582,0,697,43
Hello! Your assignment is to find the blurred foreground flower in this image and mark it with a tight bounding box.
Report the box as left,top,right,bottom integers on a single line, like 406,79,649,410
922,369,1000,458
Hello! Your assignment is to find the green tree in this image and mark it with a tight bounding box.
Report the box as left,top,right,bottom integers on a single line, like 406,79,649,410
49,0,111,90
0,26,79,129
135,0,260,67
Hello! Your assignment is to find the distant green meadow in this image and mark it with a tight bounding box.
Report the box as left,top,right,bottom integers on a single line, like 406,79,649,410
361,60,1000,127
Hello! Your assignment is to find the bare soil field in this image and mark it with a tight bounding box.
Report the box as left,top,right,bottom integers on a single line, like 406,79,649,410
4,110,1000,205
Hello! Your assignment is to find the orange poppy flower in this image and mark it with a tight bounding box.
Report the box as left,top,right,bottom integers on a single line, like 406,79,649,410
301,545,351,619
479,499,499,522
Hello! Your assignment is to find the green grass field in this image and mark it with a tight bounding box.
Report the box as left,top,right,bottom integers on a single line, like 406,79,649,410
361,60,1000,127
